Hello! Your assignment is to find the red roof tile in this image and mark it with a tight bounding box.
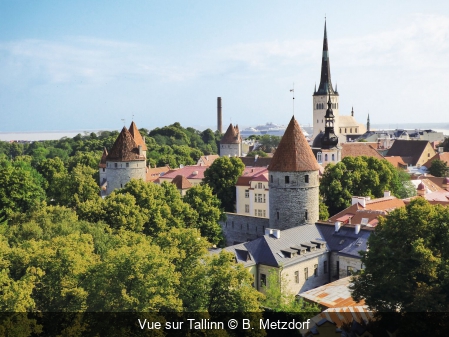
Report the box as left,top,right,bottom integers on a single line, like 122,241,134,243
220,123,241,144
129,121,147,151
341,143,384,160
106,127,145,162
171,175,192,189
160,165,208,180
423,152,449,168
99,147,108,168
146,165,171,182
268,116,319,172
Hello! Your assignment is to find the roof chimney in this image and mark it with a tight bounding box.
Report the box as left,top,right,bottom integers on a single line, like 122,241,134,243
272,229,281,239
358,197,366,208
217,97,222,134
335,221,342,232
384,191,391,198
352,196,359,205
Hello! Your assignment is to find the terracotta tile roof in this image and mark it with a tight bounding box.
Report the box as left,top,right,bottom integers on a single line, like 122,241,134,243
239,156,272,167
197,155,220,166
146,165,171,182
106,127,145,162
236,167,268,186
220,123,241,144
159,165,208,180
329,196,405,226
341,143,384,160
99,147,108,168
128,121,147,151
423,152,449,168
384,156,408,168
386,139,434,166
268,116,319,172
171,174,192,189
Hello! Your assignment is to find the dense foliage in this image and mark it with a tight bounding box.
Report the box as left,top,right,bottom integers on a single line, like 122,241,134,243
428,159,449,177
351,199,449,335
203,156,245,212
320,156,416,215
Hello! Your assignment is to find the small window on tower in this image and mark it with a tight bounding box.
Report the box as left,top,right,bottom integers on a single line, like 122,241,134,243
305,175,309,183
126,163,129,168
285,176,290,184
277,212,279,220
305,210,308,220
270,175,273,183
114,163,118,168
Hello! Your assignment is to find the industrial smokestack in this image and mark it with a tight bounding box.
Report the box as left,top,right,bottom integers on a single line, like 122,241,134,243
217,97,222,134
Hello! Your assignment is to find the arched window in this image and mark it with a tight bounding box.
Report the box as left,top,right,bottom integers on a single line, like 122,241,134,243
325,154,328,161
317,152,322,163
350,128,353,133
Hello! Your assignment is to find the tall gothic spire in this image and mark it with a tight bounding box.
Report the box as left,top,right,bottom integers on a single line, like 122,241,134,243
315,19,336,96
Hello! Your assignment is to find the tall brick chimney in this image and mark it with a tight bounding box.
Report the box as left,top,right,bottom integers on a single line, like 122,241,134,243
217,97,222,134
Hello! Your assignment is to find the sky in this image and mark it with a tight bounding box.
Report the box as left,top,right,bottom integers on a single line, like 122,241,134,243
1,1,449,133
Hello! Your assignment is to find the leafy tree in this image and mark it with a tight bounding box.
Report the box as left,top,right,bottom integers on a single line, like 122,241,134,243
246,150,268,157
352,198,449,312
0,158,46,219
320,156,409,215
319,198,330,220
262,268,320,313
258,135,281,153
428,159,449,177
206,251,263,312
441,137,449,152
204,156,245,212
183,184,225,246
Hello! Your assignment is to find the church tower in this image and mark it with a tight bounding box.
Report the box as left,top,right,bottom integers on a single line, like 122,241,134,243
313,20,340,140
268,116,320,229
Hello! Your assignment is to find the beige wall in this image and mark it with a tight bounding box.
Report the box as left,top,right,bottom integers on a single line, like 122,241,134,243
339,255,364,278
417,143,437,167
235,181,269,218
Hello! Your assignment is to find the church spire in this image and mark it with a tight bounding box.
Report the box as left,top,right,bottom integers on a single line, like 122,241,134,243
367,114,371,132
315,19,336,96
321,89,338,149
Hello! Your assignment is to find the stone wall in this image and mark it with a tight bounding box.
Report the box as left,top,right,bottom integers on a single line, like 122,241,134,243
221,213,269,246
338,255,363,278
268,170,319,229
105,160,146,195
220,143,241,157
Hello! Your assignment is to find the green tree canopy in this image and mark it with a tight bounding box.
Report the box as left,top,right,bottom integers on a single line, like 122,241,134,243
428,159,449,177
352,198,449,312
203,156,245,212
320,156,410,215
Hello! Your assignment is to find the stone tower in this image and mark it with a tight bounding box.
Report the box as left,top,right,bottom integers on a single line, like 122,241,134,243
220,123,242,157
103,122,147,195
313,20,340,140
268,116,320,229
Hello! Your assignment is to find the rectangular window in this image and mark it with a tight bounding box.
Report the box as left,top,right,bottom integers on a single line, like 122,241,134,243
260,274,266,287
126,162,129,167
314,264,318,277
257,209,262,217
258,182,262,189
277,211,279,220
295,271,299,283
304,268,309,280
305,175,309,183
245,205,249,213
270,175,273,183
102,168,105,172
337,261,340,278
245,190,249,198
254,209,257,216
324,261,328,274
114,163,118,168
285,176,290,184
263,210,266,217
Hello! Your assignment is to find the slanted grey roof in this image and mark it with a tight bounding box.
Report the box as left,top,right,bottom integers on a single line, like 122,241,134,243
316,223,370,258
225,224,328,268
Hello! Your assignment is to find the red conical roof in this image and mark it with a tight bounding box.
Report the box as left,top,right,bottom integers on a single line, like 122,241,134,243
106,127,144,162
220,123,241,144
98,147,108,168
268,116,320,172
129,121,147,150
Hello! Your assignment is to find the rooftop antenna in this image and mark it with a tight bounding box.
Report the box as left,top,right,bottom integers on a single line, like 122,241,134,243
290,83,295,116
121,119,126,127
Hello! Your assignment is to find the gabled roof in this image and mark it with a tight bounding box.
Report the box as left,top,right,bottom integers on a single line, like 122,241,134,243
106,127,145,162
128,121,147,151
384,156,408,168
236,167,268,186
159,165,208,180
197,155,220,166
268,116,320,172
423,152,449,168
239,156,272,167
146,165,171,182
386,140,433,166
99,147,108,168
341,143,384,160
220,123,241,144
171,175,192,189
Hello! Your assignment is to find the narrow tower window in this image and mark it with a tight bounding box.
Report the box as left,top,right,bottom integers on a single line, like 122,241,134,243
270,175,273,183
285,176,290,184
305,175,309,183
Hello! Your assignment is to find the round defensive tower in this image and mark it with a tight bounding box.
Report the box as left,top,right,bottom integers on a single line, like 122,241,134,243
268,116,320,229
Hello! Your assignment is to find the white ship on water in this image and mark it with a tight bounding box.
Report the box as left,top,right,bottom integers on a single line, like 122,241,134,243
241,122,310,139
